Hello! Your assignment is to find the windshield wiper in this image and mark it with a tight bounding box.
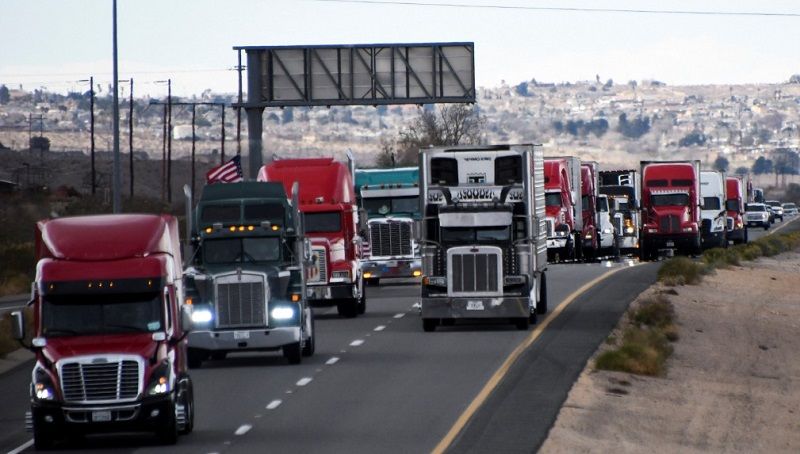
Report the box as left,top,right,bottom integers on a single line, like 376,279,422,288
44,328,80,336
105,324,147,333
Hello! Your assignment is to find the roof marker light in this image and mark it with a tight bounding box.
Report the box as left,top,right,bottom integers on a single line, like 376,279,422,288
247,226,255,231
272,225,280,231
229,226,236,232
205,227,213,234
238,226,245,232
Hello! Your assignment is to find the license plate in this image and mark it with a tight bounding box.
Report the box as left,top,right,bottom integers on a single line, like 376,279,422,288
665,241,675,247
466,300,484,311
385,260,397,267
234,331,250,340
92,410,112,422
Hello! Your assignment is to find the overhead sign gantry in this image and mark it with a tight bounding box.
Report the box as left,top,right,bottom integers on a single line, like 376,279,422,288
233,42,476,177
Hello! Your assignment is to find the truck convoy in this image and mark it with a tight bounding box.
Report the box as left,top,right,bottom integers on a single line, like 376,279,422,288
640,160,702,260
354,167,421,285
699,170,728,249
183,181,315,367
725,176,748,244
11,214,195,448
259,157,366,318
599,169,641,255
419,144,548,331
544,156,583,262
580,161,616,259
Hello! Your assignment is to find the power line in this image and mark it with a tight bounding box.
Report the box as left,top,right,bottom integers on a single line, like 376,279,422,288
0,68,231,79
307,0,800,17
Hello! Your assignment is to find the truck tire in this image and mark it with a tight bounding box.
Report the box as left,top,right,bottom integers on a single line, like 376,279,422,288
744,228,749,243
210,351,227,361
357,283,367,315
33,418,58,450
156,401,179,445
337,299,359,318
302,309,315,357
422,318,438,332
187,348,206,369
283,342,302,364
177,378,195,435
536,271,548,315
514,317,529,330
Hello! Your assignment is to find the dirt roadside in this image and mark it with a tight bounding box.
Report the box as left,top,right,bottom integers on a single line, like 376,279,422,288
540,252,800,453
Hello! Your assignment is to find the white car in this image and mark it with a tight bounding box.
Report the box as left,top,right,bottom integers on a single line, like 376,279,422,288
782,202,798,217
745,203,770,230
765,200,784,222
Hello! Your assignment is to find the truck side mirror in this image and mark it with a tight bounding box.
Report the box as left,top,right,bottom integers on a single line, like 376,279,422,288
11,310,24,341
181,305,194,333
303,238,313,261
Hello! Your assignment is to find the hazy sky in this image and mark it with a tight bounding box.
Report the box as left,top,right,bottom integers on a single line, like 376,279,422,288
1,0,799,97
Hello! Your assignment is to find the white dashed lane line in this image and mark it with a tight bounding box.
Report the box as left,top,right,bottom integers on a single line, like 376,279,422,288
296,377,313,387
394,313,405,319
374,325,386,331
326,356,340,365
350,339,365,347
266,400,282,410
235,424,252,436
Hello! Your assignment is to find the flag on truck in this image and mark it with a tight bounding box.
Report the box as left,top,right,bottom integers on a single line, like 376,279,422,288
206,155,243,184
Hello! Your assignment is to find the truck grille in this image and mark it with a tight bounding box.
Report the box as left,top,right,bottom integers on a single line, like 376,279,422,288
545,219,555,237
309,246,327,284
216,275,267,328
61,359,140,403
658,215,680,233
448,246,502,296
369,221,412,257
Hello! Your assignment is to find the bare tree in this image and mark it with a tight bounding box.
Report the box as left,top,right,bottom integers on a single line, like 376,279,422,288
392,104,484,166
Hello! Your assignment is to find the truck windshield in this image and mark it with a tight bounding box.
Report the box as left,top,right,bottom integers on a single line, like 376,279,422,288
725,199,740,211
746,204,765,212
651,193,689,206
597,197,609,212
204,237,281,264
441,226,510,243
363,196,419,216
703,197,721,210
42,292,163,337
304,212,341,233
545,193,562,207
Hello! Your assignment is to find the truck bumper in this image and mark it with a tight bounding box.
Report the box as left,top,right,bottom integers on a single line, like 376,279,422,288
306,283,356,303
644,233,699,252
728,227,746,242
618,235,639,250
188,326,301,351
599,233,615,249
420,295,530,319
701,230,726,248
361,258,421,279
546,237,569,249
30,393,174,435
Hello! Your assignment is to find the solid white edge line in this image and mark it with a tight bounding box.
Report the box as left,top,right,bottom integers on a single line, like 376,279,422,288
374,325,386,331
350,339,364,346
296,377,313,386
266,400,282,410
7,439,33,454
234,424,252,436
326,356,340,365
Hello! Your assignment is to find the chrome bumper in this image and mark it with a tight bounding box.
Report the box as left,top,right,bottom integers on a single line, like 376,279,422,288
420,296,529,319
361,258,421,279
188,327,301,351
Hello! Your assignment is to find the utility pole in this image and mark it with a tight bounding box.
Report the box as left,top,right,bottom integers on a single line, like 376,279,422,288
236,50,243,156
161,104,167,202
78,77,96,195
111,0,121,213
128,78,134,198
220,105,225,163
191,103,196,199
167,78,172,203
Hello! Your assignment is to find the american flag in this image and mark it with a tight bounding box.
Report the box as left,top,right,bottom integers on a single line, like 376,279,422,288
206,155,243,184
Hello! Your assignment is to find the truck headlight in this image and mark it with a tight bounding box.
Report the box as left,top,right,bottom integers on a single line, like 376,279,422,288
191,308,213,324
146,362,172,396
602,228,612,234
682,226,694,232
625,227,634,234
32,364,55,401
271,306,295,320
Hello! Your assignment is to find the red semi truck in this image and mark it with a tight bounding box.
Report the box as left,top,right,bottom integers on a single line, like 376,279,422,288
544,157,582,261
640,160,702,260
580,162,600,259
259,157,366,317
11,214,195,449
725,176,748,244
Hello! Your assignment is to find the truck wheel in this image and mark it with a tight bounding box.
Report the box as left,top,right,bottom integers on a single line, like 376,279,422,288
283,342,302,364
210,351,227,361
763,223,769,231
187,348,206,369
744,228,749,243
302,309,315,357
422,318,438,332
33,419,58,450
366,278,380,286
177,378,194,435
157,401,179,445
357,285,367,315
337,299,359,318
514,317,529,330
536,272,548,315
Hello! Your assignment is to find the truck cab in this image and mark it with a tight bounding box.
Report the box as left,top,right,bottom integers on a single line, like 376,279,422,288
599,169,641,255
640,160,702,260
184,181,314,367
12,214,194,449
259,157,366,318
725,176,748,244
580,161,615,259
354,167,421,285
700,170,728,249
419,144,548,331
543,157,582,262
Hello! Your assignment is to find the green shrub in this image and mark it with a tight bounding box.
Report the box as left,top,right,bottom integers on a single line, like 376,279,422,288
703,247,741,269
596,326,673,376
631,295,674,328
658,256,705,285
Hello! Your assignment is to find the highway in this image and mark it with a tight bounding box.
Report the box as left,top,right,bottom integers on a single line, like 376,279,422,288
3,218,797,453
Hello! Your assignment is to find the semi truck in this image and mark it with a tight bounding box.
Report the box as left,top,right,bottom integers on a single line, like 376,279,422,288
544,156,582,262
700,170,728,249
640,160,702,260
259,157,366,318
725,176,748,244
11,214,195,448
599,169,641,255
354,167,421,285
419,144,548,331
183,181,315,367
580,161,616,259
